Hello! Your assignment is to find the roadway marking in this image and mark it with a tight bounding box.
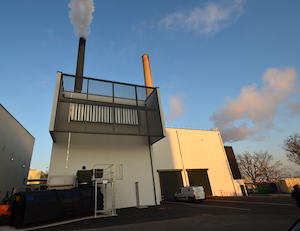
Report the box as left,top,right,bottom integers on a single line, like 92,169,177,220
194,204,251,211
207,199,295,207
167,201,250,211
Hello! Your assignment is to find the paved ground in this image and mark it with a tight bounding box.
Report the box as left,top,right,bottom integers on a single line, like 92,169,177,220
1,194,300,231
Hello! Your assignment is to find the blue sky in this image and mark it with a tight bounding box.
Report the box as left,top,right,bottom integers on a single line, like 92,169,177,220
1,0,300,174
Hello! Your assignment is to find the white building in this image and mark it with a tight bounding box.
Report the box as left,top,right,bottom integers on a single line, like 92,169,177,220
0,104,35,201
47,56,245,211
47,70,166,209
152,128,245,200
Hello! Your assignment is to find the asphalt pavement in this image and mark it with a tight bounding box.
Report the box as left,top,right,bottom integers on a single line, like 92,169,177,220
1,193,299,231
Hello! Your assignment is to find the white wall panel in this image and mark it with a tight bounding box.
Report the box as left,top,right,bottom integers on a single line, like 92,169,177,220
48,133,157,209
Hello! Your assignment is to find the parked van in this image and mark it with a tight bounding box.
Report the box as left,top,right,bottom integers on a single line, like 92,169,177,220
174,186,205,202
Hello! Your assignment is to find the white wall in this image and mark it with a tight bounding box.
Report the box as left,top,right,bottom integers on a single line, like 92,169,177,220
0,105,35,199
48,132,159,209
48,127,245,210
153,128,244,197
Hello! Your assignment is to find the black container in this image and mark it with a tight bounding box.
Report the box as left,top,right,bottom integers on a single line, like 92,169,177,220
77,170,93,186
10,187,103,228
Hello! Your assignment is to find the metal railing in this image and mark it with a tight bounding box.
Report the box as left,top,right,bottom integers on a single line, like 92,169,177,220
93,164,117,217
61,73,155,102
166,126,219,131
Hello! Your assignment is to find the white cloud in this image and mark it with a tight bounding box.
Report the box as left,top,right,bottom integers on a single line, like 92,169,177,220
210,67,298,142
159,0,246,35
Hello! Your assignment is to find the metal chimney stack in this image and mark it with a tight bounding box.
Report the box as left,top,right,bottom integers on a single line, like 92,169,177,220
74,37,86,92
142,54,154,97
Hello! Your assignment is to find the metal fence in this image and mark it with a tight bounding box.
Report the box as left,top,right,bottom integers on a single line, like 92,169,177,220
61,74,154,101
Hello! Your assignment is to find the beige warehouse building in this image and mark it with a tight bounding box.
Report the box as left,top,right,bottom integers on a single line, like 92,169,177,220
153,128,245,200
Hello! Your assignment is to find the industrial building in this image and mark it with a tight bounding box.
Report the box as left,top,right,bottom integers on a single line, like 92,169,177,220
47,38,245,211
153,128,245,200
0,104,35,201
47,52,166,212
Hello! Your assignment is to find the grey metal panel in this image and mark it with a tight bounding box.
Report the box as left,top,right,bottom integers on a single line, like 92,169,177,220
224,146,242,179
145,89,165,144
155,88,166,137
49,72,62,133
0,105,35,200
50,73,165,142
186,169,213,196
159,171,183,201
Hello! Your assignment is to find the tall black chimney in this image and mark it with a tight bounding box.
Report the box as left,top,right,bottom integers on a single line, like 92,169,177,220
74,37,86,92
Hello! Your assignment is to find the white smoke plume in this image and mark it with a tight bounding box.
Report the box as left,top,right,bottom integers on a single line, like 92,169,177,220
210,67,298,143
69,0,95,39
165,94,186,122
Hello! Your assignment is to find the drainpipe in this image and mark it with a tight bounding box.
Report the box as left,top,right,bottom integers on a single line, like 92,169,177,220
176,131,189,186
148,137,158,205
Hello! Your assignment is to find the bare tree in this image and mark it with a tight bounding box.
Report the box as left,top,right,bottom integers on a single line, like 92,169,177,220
236,151,285,184
236,152,262,185
282,133,300,166
258,152,284,182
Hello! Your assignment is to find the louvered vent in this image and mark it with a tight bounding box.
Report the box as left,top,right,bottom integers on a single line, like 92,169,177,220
69,103,138,125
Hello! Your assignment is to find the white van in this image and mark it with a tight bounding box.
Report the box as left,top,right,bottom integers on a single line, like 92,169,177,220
174,186,205,202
